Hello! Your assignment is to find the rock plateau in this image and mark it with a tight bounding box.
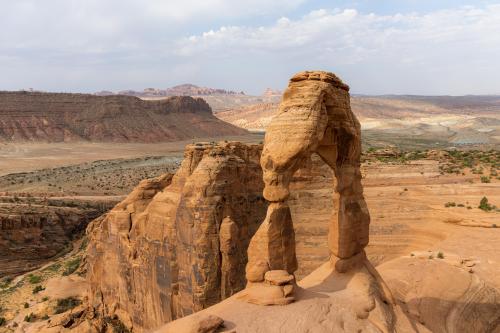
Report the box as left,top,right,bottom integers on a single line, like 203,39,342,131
0,92,246,142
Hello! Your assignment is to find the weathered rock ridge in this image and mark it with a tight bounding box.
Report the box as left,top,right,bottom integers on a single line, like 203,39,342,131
0,92,246,142
0,199,107,277
86,142,266,332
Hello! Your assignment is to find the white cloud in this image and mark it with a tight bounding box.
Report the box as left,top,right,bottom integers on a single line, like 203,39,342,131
174,5,500,94
0,1,499,94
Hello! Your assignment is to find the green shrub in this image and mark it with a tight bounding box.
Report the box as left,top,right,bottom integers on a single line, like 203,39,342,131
27,274,42,284
479,197,493,211
44,262,62,273
42,296,49,302
24,313,36,322
62,257,81,276
32,285,45,294
24,302,29,308
42,262,61,273
0,317,6,326
437,252,444,259
0,277,13,289
55,297,81,314
480,176,491,183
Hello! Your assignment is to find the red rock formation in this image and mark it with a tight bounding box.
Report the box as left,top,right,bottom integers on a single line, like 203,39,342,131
242,70,370,305
0,92,247,142
0,201,105,277
86,142,266,332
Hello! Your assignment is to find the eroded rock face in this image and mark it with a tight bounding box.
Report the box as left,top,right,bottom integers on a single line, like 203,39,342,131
245,71,370,303
379,256,500,333
86,142,266,332
0,201,105,277
0,92,247,142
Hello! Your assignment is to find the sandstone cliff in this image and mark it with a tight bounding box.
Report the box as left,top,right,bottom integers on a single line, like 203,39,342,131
0,200,107,277
86,142,266,332
0,92,247,142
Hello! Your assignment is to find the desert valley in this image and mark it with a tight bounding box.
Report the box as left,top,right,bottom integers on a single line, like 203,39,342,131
1,2,500,332
0,72,498,333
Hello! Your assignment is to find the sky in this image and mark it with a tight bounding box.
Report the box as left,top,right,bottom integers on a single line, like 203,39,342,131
1,0,500,95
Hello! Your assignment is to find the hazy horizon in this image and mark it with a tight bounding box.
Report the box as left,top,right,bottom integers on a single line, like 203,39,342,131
3,86,500,98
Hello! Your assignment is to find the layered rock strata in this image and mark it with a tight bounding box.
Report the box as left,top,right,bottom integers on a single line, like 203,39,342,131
86,142,266,332
0,92,247,142
0,201,105,277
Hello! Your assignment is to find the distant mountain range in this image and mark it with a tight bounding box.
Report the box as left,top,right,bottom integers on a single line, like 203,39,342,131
95,84,245,97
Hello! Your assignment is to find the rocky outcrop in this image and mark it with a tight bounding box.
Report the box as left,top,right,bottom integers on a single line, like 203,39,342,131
241,70,370,305
0,200,106,277
379,254,500,333
86,142,266,332
160,71,409,333
0,92,247,142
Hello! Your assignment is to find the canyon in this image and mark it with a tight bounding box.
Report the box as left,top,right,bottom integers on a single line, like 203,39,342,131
0,197,115,278
0,143,498,332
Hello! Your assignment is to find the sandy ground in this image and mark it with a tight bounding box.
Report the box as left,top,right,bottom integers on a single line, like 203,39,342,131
0,147,498,332
0,134,263,176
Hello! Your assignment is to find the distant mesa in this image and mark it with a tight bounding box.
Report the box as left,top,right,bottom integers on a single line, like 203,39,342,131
0,91,247,142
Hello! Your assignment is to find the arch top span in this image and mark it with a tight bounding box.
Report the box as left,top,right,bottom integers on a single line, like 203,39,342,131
261,70,361,203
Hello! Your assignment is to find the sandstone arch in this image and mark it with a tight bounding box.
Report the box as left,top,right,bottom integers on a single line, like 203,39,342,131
244,70,371,302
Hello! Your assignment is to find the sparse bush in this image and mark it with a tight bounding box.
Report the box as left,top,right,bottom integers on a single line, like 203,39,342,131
27,274,42,284
54,297,81,314
32,285,44,294
44,263,61,272
0,277,12,289
480,176,491,183
24,302,29,308
479,197,493,212
104,316,131,333
457,204,464,207
24,313,36,322
41,314,49,320
444,202,456,207
0,317,6,326
437,252,444,259
62,257,81,276
42,296,49,302
79,237,89,251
